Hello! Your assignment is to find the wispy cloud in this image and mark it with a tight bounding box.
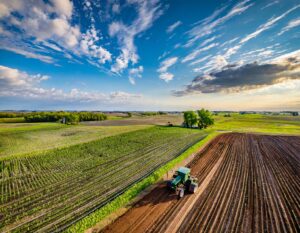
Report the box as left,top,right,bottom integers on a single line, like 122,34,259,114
166,21,182,33
0,46,55,64
128,66,143,85
109,0,163,73
182,43,218,63
189,55,212,66
157,56,178,82
240,4,300,44
185,0,253,47
278,17,300,35
223,4,300,59
261,1,279,10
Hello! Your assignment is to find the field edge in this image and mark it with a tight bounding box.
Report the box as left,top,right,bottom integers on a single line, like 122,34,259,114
64,131,220,233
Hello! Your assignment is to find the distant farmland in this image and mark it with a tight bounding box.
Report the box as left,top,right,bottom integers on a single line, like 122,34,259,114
0,126,206,232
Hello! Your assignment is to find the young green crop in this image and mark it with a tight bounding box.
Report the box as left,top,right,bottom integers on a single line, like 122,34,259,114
0,126,206,232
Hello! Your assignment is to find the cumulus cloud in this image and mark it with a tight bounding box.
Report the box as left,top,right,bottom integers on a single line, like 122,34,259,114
0,0,112,69
173,51,300,96
166,21,182,33
0,65,142,102
157,57,178,82
80,27,112,64
109,0,163,73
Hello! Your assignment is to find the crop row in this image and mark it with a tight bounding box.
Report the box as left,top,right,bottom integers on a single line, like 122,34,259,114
0,126,205,232
177,133,300,233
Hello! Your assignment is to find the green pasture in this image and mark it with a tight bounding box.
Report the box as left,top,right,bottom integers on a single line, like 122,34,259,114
212,113,300,135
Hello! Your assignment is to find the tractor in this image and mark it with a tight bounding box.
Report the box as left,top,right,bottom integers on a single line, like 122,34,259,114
167,167,198,198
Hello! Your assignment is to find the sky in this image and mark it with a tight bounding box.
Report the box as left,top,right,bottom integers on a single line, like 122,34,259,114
0,0,300,111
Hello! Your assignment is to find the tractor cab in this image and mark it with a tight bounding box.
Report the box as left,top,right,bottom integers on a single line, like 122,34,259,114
167,167,198,198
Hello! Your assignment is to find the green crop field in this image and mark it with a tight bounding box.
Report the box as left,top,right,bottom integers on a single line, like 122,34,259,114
0,123,151,158
0,126,206,232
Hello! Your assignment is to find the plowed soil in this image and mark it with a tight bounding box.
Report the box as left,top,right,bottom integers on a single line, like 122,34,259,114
101,133,300,233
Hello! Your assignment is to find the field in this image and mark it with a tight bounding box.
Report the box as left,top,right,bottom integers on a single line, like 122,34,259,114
0,126,206,232
0,123,150,158
0,113,300,232
102,133,300,233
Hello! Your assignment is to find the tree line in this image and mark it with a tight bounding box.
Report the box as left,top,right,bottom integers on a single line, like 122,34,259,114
183,109,214,129
0,112,26,118
24,112,107,124
140,111,167,116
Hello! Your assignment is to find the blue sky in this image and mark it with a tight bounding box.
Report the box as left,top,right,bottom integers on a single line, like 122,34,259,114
0,0,300,111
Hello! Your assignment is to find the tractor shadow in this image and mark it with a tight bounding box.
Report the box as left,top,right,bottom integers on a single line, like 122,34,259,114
132,181,193,209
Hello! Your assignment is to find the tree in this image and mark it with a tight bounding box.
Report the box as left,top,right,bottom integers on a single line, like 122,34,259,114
183,111,198,128
197,109,214,129
64,114,79,124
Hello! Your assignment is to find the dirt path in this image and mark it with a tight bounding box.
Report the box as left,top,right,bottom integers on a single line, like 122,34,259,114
100,133,300,233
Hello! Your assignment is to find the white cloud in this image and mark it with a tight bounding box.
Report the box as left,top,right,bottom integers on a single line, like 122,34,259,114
109,0,163,73
0,65,142,102
0,65,49,88
261,1,279,10
157,57,178,82
240,4,300,44
129,76,136,85
157,57,178,73
0,46,55,64
182,43,218,63
112,3,120,14
0,0,112,69
159,72,174,82
189,55,212,66
278,17,300,35
50,0,73,19
80,27,112,64
224,45,241,58
222,5,300,60
166,21,182,33
110,91,142,100
128,66,143,85
185,0,253,47
193,55,228,73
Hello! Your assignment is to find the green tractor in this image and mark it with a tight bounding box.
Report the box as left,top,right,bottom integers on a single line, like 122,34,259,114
167,167,198,198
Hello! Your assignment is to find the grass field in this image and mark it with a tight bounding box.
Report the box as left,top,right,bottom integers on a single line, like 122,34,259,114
212,113,300,134
0,113,299,232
